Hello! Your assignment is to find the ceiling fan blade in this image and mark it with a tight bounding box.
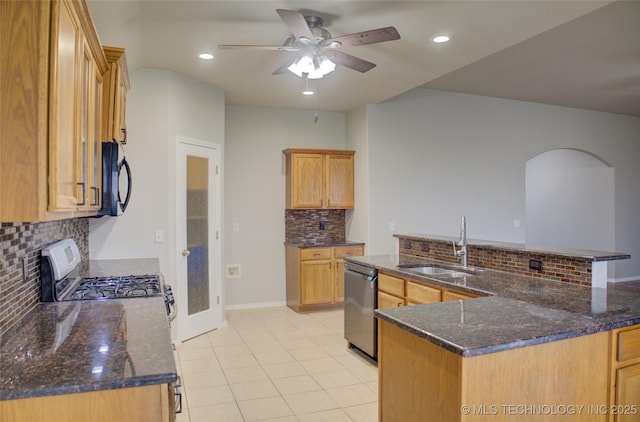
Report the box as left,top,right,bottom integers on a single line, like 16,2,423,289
276,9,313,41
218,44,300,52
327,27,400,48
328,50,376,73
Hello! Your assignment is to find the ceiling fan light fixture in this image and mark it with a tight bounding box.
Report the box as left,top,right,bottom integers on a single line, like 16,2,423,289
288,54,335,79
432,35,450,43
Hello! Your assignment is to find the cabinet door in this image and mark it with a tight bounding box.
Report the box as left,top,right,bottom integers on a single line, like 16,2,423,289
49,0,83,211
333,246,364,303
88,61,103,209
300,259,332,305
290,153,324,208
326,153,354,208
334,259,345,302
378,291,405,309
615,363,640,422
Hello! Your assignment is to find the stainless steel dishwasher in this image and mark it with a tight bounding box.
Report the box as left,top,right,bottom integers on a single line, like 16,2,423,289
344,261,378,359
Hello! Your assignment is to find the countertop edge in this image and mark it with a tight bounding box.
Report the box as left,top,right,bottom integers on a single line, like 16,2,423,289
0,373,178,401
393,233,631,261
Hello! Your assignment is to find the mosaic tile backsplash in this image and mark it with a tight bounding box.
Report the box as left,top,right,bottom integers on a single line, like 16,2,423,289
0,219,89,334
285,209,346,244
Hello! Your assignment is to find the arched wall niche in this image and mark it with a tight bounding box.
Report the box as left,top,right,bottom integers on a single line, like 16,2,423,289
525,148,615,276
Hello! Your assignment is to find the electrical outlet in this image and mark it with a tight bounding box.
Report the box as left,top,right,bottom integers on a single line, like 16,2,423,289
226,264,241,278
529,259,543,271
421,242,430,252
154,230,164,243
319,221,325,230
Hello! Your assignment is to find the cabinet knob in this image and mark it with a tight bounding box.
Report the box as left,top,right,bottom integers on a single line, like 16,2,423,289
181,250,191,257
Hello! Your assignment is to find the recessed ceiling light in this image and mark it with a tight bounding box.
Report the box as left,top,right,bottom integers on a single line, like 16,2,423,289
302,90,314,96
432,35,450,44
199,52,214,60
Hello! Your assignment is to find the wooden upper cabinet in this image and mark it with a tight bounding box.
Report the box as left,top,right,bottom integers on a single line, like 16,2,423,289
284,149,355,209
102,46,130,145
0,0,108,221
326,153,354,209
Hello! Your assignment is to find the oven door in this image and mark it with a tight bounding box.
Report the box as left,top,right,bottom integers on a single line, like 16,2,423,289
99,141,132,217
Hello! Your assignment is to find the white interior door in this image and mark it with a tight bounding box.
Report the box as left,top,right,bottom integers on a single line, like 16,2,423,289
176,137,222,342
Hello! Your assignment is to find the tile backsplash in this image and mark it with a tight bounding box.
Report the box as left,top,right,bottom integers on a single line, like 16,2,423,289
0,219,89,334
285,209,346,244
397,236,594,286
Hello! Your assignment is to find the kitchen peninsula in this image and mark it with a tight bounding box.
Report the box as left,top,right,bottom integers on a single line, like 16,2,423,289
346,234,639,422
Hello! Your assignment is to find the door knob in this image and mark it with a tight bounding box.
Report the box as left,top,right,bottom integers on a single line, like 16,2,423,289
181,250,191,257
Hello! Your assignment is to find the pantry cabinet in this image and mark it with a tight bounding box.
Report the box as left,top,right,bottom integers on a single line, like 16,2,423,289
102,46,130,145
286,244,364,312
283,149,355,209
0,0,108,221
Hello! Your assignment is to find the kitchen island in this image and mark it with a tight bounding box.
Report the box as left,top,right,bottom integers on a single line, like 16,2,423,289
345,254,640,421
0,297,177,422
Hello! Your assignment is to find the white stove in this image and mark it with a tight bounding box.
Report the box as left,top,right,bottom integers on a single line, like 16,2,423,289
40,239,175,318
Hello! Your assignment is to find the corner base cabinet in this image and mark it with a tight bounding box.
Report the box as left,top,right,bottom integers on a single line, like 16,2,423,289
286,244,364,312
0,384,175,422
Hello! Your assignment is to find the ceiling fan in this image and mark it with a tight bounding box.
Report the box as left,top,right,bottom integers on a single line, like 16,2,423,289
218,9,400,79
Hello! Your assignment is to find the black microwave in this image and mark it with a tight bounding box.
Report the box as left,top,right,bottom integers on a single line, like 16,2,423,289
98,142,132,216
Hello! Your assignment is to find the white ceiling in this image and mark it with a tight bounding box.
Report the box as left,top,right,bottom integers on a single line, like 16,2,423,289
87,0,640,116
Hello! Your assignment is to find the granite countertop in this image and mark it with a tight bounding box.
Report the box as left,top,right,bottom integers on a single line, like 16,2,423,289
0,297,176,401
285,240,365,248
394,233,631,261
348,254,640,357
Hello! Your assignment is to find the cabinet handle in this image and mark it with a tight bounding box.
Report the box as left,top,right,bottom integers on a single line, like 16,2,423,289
397,302,402,307
77,182,86,206
121,128,127,144
90,187,100,206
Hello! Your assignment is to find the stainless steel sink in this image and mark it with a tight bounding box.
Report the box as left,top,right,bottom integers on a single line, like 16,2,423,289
397,264,479,277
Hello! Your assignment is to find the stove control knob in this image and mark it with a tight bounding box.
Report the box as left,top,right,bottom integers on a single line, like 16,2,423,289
181,250,191,257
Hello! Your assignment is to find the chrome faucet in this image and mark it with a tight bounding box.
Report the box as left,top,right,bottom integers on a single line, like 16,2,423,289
452,215,468,267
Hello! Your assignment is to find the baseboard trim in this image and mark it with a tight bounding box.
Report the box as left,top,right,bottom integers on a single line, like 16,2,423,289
225,301,287,311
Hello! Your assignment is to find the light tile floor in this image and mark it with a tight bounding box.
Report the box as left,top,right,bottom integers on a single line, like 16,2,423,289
174,306,378,422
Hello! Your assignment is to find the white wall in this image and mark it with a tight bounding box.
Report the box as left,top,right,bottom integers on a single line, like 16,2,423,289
224,106,346,307
89,69,225,295
345,106,369,248
362,88,640,280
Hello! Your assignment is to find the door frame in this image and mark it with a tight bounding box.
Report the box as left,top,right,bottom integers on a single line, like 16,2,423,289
175,136,224,343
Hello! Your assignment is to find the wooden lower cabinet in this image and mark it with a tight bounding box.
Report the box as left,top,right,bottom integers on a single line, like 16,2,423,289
0,384,175,422
442,289,478,301
378,271,478,308
286,244,364,312
378,320,610,421
609,324,640,422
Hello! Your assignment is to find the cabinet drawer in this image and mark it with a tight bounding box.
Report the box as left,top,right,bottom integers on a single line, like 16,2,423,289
378,291,405,309
334,245,364,259
378,273,404,297
618,327,640,362
442,290,476,302
406,281,440,304
300,248,331,260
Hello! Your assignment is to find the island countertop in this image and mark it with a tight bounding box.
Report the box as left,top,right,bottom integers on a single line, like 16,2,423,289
0,297,176,401
347,254,640,356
